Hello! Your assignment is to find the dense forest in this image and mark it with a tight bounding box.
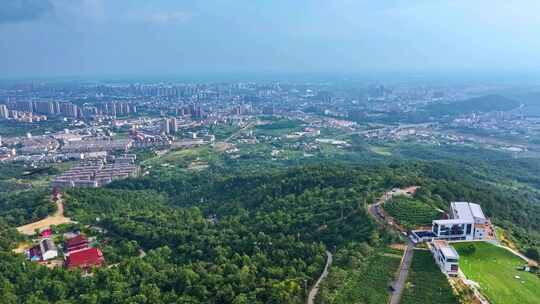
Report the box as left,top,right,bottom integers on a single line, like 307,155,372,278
0,158,539,303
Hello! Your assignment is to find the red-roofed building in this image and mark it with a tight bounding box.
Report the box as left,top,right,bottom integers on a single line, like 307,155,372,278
65,247,104,269
65,235,89,253
40,228,52,238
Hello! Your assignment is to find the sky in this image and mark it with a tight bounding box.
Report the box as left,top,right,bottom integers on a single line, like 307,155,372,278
1,0,540,79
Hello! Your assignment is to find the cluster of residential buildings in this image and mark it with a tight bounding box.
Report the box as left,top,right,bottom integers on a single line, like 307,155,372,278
0,101,83,118
96,102,137,117
61,139,132,153
1,133,140,163
26,230,104,270
52,156,139,188
19,137,59,154
0,106,49,122
0,100,139,120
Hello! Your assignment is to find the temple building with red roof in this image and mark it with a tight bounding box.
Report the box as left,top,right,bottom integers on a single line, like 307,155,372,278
65,234,90,253
65,247,104,269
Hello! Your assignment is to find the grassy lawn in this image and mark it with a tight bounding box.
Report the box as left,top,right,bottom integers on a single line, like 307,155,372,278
370,145,392,156
453,242,540,304
401,249,459,304
317,247,403,304
384,196,442,229
144,146,223,169
254,119,303,136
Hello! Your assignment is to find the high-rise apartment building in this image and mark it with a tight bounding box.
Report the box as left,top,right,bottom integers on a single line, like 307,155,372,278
161,119,170,134
0,104,9,119
169,118,178,133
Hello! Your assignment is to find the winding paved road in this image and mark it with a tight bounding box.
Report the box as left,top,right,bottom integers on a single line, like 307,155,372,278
389,243,414,304
306,250,333,304
367,188,417,304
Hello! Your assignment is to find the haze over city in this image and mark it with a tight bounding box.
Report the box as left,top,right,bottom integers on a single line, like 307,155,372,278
2,0,540,78
1,1,540,304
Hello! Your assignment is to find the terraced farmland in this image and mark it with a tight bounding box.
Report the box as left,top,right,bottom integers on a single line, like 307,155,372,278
384,197,442,228
401,249,459,304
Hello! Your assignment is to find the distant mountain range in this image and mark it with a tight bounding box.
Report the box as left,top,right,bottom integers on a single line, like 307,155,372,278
423,94,521,117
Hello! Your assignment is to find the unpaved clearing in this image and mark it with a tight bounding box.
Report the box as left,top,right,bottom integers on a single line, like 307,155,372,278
16,196,74,235
13,241,32,254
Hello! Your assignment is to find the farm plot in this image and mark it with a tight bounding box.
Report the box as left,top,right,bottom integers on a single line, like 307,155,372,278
316,247,403,304
384,197,442,229
401,249,459,304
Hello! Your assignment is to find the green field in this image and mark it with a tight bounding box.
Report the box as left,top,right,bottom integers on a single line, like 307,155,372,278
370,145,392,156
401,249,459,304
143,146,224,173
317,247,403,304
384,196,442,229
453,242,540,304
254,119,303,136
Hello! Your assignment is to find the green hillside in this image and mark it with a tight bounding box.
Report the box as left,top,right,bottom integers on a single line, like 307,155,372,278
422,94,520,117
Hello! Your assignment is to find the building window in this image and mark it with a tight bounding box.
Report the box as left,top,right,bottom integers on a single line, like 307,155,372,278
466,224,472,235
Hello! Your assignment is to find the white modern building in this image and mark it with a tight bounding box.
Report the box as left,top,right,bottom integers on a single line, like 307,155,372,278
431,202,488,241
39,238,58,260
431,240,460,276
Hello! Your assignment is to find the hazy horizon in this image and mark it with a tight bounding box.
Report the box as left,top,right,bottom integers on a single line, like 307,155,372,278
2,1,540,78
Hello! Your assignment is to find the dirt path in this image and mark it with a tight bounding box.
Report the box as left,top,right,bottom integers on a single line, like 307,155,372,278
306,250,333,304
16,196,74,235
498,244,538,267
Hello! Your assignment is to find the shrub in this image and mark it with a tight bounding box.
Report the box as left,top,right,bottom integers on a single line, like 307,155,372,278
460,244,476,256
525,248,539,261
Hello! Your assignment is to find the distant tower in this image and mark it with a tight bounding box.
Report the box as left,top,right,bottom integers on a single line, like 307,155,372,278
169,118,178,134
0,104,9,119
161,119,170,134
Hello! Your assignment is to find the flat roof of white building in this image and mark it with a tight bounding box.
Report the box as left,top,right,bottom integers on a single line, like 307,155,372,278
433,218,473,225
451,202,473,220
433,240,459,259
469,203,486,220
451,202,486,221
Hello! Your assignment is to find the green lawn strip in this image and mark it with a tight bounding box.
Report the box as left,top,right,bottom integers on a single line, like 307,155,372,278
401,249,459,304
453,242,540,304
